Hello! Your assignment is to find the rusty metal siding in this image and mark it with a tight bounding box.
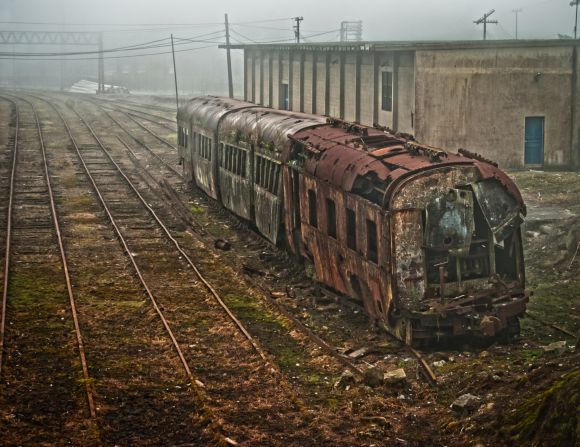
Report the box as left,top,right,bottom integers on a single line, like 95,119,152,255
298,173,391,319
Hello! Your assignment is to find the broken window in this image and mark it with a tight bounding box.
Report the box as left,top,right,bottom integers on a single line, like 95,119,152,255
366,218,378,263
326,198,337,238
254,155,280,194
346,208,356,250
199,135,212,161
308,189,318,228
220,143,248,178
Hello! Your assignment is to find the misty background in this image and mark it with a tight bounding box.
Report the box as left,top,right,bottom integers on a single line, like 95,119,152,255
0,0,575,96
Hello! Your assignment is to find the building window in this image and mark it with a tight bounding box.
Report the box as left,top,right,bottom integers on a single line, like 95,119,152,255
381,71,393,112
280,83,289,110
346,208,356,250
308,189,317,228
366,218,378,263
326,198,337,239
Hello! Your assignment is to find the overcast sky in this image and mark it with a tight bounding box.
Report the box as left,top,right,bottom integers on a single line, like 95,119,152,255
0,0,575,93
1,0,576,41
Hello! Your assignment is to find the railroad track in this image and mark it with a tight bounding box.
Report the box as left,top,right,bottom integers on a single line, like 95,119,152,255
28,93,332,445
0,94,97,445
94,99,176,130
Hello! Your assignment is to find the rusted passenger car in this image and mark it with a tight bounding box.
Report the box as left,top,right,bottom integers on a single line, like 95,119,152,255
177,96,528,344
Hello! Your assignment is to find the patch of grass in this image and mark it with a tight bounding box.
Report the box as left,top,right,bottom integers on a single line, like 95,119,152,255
224,294,285,329
8,271,65,307
189,204,205,215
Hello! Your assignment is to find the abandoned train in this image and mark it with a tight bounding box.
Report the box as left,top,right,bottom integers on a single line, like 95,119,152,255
177,96,528,344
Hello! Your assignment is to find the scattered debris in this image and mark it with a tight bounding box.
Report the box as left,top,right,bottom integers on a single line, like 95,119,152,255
334,370,356,389
214,239,231,250
433,360,447,368
451,393,482,415
363,367,384,387
347,346,371,359
383,368,407,384
270,291,286,299
541,340,567,355
479,350,490,358
360,416,389,427
242,264,265,276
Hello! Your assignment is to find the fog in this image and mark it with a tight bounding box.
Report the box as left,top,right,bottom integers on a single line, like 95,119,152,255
0,0,575,95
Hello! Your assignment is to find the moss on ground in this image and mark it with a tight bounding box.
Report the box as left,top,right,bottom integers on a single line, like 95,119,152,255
502,367,579,446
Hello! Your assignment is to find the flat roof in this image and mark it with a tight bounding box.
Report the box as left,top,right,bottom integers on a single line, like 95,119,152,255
220,39,578,52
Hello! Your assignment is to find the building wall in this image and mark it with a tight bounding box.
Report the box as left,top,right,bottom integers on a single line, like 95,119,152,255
573,46,580,168
242,43,578,170
415,46,576,169
360,53,375,125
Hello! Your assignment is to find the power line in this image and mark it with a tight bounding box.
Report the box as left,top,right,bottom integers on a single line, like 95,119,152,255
0,31,225,57
0,43,218,61
0,17,294,28
229,27,259,44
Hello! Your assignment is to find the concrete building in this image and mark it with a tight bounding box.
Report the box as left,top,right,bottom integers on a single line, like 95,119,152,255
226,40,579,170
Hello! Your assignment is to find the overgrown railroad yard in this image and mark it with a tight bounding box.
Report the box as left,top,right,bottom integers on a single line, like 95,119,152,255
0,91,578,447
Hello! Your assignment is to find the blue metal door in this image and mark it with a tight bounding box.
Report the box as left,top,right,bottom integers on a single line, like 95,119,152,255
524,117,544,165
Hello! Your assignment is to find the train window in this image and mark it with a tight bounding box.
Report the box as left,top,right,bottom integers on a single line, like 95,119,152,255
326,198,337,238
346,208,356,250
381,71,393,112
254,155,280,194
308,189,318,228
199,135,212,161
220,143,248,179
366,218,378,263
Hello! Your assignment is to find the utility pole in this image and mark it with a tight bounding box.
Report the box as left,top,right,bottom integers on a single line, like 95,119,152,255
293,16,303,43
512,8,522,39
572,0,580,40
474,9,498,41
224,13,234,98
98,32,105,93
171,34,179,112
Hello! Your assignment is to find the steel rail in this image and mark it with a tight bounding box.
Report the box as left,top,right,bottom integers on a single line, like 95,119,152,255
43,99,235,443
97,105,182,177
68,104,271,364
0,96,18,375
50,102,202,381
118,110,177,149
85,97,371,378
28,93,237,444
98,103,177,150
94,100,175,130
0,95,97,416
